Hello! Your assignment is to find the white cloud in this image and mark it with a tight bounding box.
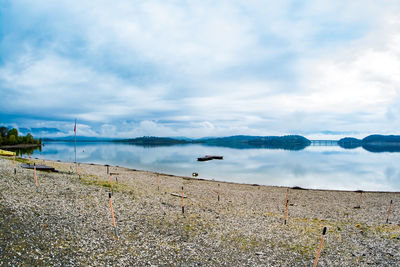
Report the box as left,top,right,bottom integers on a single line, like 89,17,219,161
1,0,400,137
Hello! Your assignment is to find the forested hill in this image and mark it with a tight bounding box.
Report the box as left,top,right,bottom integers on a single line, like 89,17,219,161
118,135,311,150
338,134,400,152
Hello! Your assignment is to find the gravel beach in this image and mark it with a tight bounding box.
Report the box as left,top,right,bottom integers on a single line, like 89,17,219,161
1,156,399,266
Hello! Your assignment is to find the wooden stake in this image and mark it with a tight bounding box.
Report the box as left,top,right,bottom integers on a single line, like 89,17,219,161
286,188,289,202
109,174,114,195
386,200,393,224
284,199,289,225
157,175,160,191
217,183,220,202
284,189,289,225
34,163,38,192
358,192,363,207
181,186,185,214
108,193,118,238
313,227,327,267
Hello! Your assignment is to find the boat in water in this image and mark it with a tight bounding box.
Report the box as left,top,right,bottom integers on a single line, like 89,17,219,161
197,155,223,161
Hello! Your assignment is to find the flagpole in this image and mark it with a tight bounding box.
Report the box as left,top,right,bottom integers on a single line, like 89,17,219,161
74,119,77,173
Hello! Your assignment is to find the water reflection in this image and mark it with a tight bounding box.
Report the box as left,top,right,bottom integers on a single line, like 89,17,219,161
26,141,400,192
8,146,42,156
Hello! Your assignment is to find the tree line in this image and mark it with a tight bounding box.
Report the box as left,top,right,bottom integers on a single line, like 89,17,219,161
0,126,42,146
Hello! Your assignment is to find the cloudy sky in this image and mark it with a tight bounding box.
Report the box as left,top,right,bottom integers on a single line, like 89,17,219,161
1,0,400,139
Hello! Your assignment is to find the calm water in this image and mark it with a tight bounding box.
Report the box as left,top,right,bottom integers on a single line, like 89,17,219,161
28,141,400,192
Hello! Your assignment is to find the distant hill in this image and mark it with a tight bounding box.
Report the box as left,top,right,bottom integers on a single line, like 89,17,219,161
362,135,400,153
337,137,362,149
43,136,115,142
338,135,400,152
117,136,191,146
200,135,310,150
116,135,311,150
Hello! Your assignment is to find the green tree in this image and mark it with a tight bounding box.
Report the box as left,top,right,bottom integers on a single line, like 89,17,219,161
8,135,17,145
26,133,34,144
7,128,18,138
0,126,8,137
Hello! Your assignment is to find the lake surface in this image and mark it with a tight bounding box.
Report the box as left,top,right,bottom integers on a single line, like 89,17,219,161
27,141,400,192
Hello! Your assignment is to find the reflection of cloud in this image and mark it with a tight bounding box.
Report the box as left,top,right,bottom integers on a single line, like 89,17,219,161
30,142,400,191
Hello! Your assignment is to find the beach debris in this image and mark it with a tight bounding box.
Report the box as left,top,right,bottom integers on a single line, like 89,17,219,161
108,192,119,239
197,155,223,161
192,172,198,177
20,163,58,172
171,193,187,198
292,186,307,190
386,200,393,224
313,227,327,267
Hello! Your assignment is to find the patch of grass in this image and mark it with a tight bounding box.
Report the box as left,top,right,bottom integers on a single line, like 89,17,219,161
2,156,29,164
80,177,117,190
78,176,137,197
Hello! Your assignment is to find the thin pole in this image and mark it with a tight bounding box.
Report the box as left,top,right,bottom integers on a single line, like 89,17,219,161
284,189,289,225
34,163,38,192
110,174,114,195
13,155,16,175
157,175,159,191
358,192,363,207
74,119,77,173
386,200,393,224
108,193,118,238
313,227,327,267
181,186,185,214
218,183,220,202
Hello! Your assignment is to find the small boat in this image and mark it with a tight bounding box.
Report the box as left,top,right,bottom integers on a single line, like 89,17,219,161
197,155,223,161
0,149,16,156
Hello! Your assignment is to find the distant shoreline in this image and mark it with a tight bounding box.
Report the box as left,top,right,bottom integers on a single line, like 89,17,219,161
0,144,42,149
42,134,400,152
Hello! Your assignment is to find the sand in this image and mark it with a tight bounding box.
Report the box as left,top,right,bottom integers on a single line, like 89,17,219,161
1,156,399,266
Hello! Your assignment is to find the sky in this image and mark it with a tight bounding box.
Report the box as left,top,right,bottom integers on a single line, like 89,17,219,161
1,0,400,139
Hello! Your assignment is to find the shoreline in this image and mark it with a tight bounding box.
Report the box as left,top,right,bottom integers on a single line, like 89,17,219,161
23,155,400,193
0,144,42,149
1,156,399,265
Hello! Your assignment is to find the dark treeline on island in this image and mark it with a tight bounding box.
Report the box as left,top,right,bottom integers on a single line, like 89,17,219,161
117,135,311,150
338,135,400,152
0,126,42,147
40,133,400,153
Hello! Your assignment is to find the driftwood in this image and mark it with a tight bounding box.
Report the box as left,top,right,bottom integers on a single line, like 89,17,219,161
171,193,187,198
